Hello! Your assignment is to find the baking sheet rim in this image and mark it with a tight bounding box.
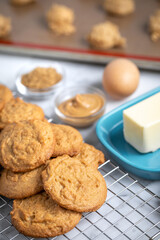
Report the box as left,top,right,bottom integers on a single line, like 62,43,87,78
0,42,160,71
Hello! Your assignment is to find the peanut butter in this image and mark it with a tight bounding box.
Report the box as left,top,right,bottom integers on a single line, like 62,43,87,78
58,94,104,118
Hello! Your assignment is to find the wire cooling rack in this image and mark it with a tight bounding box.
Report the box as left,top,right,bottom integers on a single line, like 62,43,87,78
0,159,159,240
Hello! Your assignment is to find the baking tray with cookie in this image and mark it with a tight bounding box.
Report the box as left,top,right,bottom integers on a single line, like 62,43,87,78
0,0,160,70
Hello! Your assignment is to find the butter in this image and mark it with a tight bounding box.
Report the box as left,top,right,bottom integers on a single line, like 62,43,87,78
123,92,160,153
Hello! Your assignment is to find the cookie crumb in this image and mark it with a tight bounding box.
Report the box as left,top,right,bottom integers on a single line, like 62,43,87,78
46,4,76,35
149,9,160,42
87,21,126,50
0,14,11,38
103,0,135,16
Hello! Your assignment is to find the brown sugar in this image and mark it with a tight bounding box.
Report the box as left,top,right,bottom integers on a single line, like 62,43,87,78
21,67,62,89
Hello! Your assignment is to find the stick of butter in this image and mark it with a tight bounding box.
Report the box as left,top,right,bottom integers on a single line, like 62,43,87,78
123,92,160,153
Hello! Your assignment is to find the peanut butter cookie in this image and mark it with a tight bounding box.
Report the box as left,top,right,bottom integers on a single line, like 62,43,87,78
0,120,55,172
11,192,82,238
0,98,44,129
0,165,45,199
11,0,35,5
0,14,11,38
51,124,83,157
149,9,160,42
42,155,107,212
87,21,126,50
76,143,105,168
104,0,135,16
0,84,13,111
21,67,62,89
46,4,75,35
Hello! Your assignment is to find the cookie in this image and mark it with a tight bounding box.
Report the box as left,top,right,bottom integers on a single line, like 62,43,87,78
0,84,13,111
42,155,107,212
76,143,105,168
0,120,55,172
0,14,11,38
149,9,160,42
103,0,135,16
11,0,35,5
46,4,75,35
87,21,126,50
51,124,83,157
0,98,44,129
11,192,82,238
0,165,45,199
21,67,62,89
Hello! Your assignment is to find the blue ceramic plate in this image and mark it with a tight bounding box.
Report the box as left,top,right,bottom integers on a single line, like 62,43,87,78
96,87,160,180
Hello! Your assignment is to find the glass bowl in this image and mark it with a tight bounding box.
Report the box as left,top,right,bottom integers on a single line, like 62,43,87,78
15,61,65,100
54,85,107,127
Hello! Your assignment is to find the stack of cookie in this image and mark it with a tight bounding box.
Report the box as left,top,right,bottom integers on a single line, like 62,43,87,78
0,84,107,238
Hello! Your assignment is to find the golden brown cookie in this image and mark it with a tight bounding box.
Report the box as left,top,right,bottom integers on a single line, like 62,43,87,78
46,4,75,35
51,124,83,157
87,21,126,50
0,98,44,129
11,192,82,238
149,9,160,42
103,0,135,16
0,14,11,38
21,67,62,89
0,84,13,111
0,165,45,199
11,0,35,5
42,155,107,212
76,143,105,168
0,120,55,172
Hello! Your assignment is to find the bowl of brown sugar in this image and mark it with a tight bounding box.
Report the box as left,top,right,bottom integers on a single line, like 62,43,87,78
15,61,65,99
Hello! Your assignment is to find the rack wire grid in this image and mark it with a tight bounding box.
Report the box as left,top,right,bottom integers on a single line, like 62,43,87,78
0,158,159,240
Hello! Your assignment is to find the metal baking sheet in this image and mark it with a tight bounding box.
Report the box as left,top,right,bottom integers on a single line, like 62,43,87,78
0,0,160,70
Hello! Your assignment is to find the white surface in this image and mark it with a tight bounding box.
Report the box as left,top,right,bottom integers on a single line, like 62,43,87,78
0,53,160,197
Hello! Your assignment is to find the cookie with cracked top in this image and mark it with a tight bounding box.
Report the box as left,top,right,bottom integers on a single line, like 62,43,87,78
0,98,44,129
11,192,82,238
0,165,45,199
51,124,83,157
0,84,13,111
76,143,105,168
42,155,107,212
0,120,55,172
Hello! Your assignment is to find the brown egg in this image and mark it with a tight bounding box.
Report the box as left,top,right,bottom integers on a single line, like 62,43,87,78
102,58,140,99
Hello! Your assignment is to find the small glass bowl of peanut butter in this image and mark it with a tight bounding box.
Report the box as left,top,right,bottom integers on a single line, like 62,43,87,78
55,86,106,127
15,61,65,99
